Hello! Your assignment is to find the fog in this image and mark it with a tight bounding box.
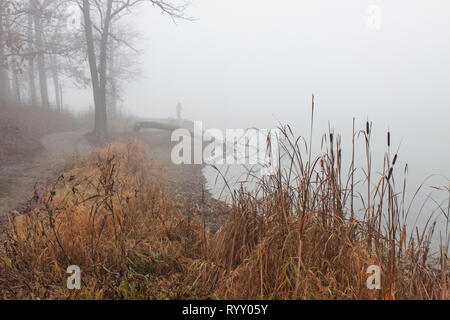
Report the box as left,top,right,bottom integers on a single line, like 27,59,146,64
65,0,449,195
1,0,449,299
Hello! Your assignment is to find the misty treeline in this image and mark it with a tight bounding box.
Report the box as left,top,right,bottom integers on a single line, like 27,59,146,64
0,0,189,138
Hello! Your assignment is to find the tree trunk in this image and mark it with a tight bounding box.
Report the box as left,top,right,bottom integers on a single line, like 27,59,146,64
60,85,63,111
0,13,11,107
110,72,118,118
33,3,50,109
51,55,61,111
27,2,37,106
108,30,117,118
96,0,113,138
82,0,106,138
12,71,21,105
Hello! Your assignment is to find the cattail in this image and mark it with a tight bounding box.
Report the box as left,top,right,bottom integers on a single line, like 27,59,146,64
392,154,398,166
387,167,393,180
387,131,391,147
330,133,334,144
366,121,370,135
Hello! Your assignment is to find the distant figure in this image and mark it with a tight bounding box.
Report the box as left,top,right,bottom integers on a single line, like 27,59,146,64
176,103,182,120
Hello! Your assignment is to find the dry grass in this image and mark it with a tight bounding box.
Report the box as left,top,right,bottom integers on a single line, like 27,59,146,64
0,114,448,299
0,140,205,299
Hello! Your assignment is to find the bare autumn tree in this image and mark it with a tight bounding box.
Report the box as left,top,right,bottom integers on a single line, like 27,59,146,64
0,5,12,106
0,0,82,109
79,0,190,139
31,0,51,108
44,2,78,111
26,0,37,106
0,0,32,107
106,22,141,118
23,0,80,109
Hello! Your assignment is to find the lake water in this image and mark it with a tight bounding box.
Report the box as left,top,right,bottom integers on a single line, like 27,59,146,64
201,130,449,251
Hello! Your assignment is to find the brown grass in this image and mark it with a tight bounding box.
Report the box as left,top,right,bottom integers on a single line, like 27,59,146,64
0,114,448,299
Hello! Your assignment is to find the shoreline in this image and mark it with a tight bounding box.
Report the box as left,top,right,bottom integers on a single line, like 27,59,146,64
0,129,230,232
132,130,231,232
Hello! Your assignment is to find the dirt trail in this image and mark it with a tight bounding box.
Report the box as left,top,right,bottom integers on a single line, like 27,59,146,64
0,131,92,220
0,129,229,230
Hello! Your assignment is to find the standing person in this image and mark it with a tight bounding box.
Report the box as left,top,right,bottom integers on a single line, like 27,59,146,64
176,102,182,121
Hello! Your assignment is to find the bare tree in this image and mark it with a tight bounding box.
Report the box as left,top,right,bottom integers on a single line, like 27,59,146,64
0,0,29,107
79,0,191,138
0,0,77,109
27,1,37,106
50,54,61,110
106,22,141,118
10,62,22,105
0,7,12,106
23,0,79,109
31,0,50,108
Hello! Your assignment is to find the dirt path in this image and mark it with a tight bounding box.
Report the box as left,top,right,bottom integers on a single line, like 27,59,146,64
0,131,92,220
0,129,229,230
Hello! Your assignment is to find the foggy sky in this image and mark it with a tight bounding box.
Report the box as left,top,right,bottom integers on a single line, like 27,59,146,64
67,0,450,187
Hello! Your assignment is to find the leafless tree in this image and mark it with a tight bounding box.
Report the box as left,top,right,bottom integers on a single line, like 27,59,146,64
26,1,37,106
0,10,11,106
31,0,51,108
79,0,191,138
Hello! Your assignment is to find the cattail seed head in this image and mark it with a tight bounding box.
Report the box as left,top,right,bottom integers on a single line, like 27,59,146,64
366,121,370,135
387,132,391,147
392,154,398,166
388,167,393,180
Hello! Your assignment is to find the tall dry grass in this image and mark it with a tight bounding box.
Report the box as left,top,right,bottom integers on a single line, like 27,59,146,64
0,141,206,299
198,121,449,299
0,112,448,299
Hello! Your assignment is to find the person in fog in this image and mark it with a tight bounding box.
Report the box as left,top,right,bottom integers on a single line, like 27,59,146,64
176,103,182,121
